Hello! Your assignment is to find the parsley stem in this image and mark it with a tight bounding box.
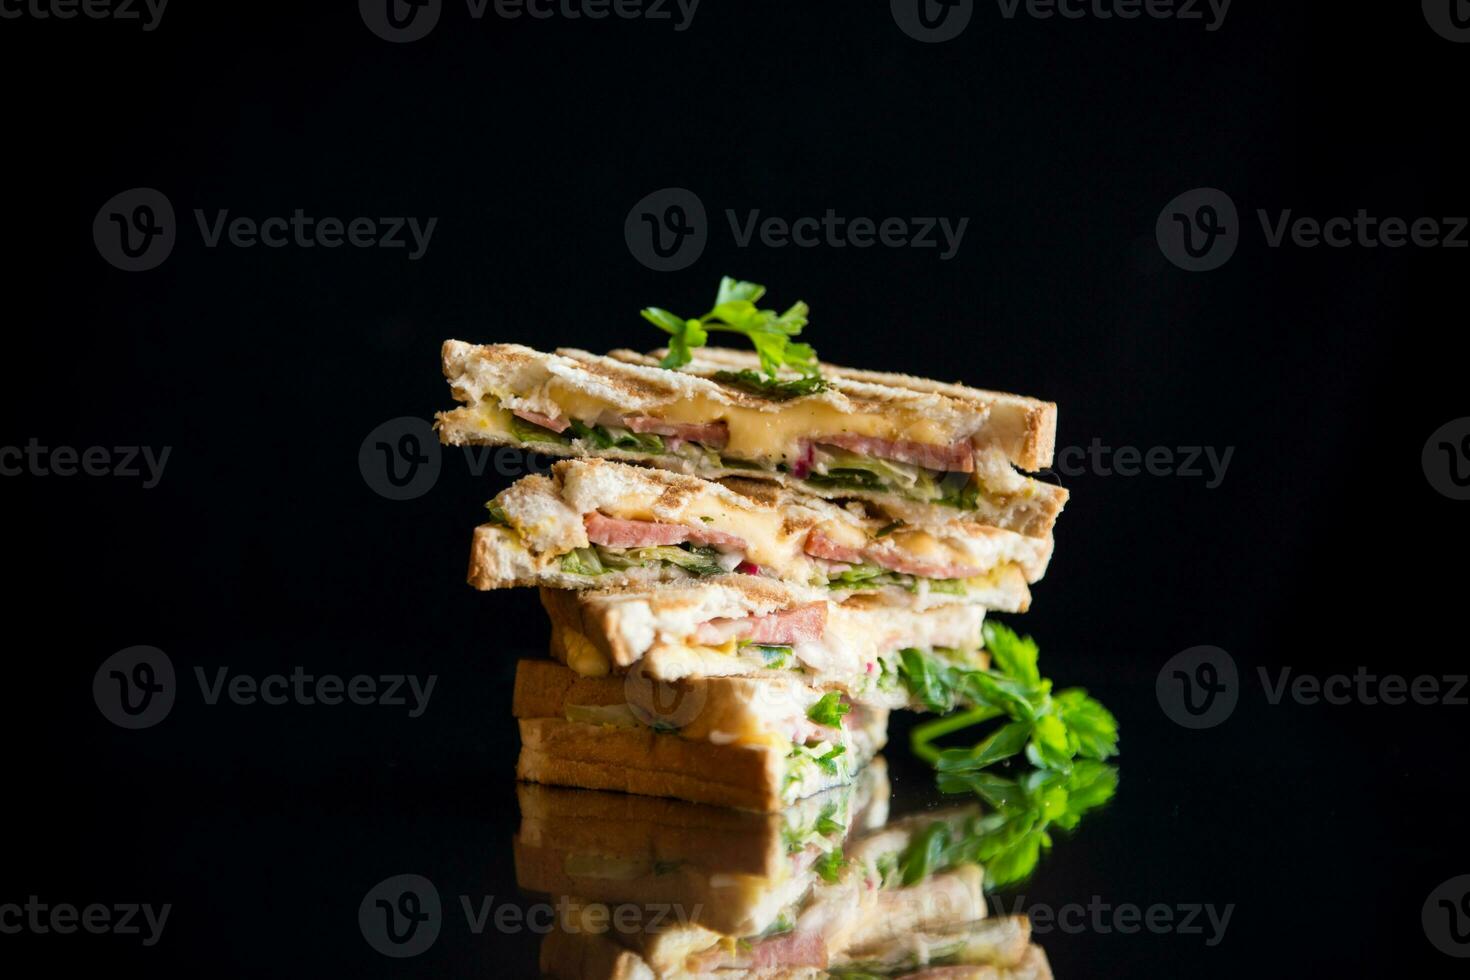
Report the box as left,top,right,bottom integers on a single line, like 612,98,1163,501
910,706,1005,763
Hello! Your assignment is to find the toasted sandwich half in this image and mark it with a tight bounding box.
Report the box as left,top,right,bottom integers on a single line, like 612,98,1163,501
539,578,994,713
435,342,1068,536
513,659,888,810
469,458,1047,610
513,759,890,938
535,806,1049,979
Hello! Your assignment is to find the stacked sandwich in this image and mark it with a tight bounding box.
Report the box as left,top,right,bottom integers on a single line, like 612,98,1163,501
434,327,1067,813
516,760,1054,979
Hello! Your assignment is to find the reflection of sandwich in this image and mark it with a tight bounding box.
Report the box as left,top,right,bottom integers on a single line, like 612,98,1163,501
520,778,1051,979
513,760,890,938
513,659,889,810
540,578,991,705
468,458,1047,611
435,342,1066,535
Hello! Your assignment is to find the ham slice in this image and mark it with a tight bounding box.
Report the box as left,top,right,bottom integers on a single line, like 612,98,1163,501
817,433,975,473
582,512,746,551
746,928,829,969
804,531,865,565
510,408,569,433
805,531,984,581
693,602,827,646
620,415,730,449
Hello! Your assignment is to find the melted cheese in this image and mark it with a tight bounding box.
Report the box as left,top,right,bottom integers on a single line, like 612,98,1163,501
543,380,950,462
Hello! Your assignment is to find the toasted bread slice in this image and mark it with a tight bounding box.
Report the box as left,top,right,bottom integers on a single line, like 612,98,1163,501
513,657,866,748
539,580,997,713
514,658,888,810
467,458,1049,609
435,342,1067,536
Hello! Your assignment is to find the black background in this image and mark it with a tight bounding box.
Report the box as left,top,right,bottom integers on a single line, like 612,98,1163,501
4,1,1467,976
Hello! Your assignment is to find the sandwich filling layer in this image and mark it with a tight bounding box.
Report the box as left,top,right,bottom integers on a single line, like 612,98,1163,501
477,459,1047,608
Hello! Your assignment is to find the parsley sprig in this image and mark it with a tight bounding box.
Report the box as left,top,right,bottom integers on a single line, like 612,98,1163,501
905,622,1118,774
641,278,827,391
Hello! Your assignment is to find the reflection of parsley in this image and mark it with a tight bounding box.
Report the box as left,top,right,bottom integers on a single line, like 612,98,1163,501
897,761,1118,890
813,743,846,775
642,278,825,384
814,847,848,884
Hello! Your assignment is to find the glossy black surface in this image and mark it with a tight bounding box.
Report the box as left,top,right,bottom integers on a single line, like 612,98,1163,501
5,2,1466,976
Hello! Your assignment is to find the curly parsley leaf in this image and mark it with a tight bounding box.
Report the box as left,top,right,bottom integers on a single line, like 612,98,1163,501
643,277,826,384
905,622,1118,775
